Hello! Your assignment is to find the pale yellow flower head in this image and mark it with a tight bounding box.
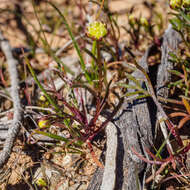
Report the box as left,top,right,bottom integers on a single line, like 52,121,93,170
38,119,50,128
170,0,182,9
140,17,149,27
87,21,107,40
128,15,136,25
39,95,46,101
36,178,47,187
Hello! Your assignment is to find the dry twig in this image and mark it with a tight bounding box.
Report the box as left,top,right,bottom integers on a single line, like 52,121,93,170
0,31,23,167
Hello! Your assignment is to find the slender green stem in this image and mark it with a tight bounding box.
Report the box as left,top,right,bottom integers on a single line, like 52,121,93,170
31,1,74,74
97,41,102,93
91,40,97,69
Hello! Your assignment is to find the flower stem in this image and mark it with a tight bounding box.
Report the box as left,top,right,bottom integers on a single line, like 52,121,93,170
97,41,103,94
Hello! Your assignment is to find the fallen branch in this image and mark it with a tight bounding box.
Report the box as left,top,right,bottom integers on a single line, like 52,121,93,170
0,31,23,167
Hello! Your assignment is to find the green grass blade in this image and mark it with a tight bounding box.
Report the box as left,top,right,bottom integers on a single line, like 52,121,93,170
32,1,74,74
35,130,69,142
26,58,60,113
47,1,91,82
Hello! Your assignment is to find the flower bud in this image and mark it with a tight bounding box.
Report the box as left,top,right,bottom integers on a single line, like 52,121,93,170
87,21,107,40
38,119,50,128
182,0,190,7
39,95,46,101
36,178,47,187
170,0,182,9
140,17,149,27
128,15,136,25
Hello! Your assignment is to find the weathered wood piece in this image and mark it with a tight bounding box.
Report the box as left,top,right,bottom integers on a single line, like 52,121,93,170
87,45,153,190
87,25,182,190
0,31,23,168
156,24,182,98
100,116,117,190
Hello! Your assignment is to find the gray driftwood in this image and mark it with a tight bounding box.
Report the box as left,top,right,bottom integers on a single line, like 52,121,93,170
87,25,181,190
157,24,182,98
0,31,23,168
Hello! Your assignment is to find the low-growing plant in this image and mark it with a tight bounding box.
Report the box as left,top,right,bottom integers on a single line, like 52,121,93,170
24,0,124,168
22,0,190,188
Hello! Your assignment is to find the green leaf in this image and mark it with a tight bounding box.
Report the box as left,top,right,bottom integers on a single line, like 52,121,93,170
170,17,182,31
25,57,61,113
125,73,144,88
124,90,146,97
180,10,190,24
32,2,74,74
118,83,144,91
168,69,183,77
35,130,69,142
